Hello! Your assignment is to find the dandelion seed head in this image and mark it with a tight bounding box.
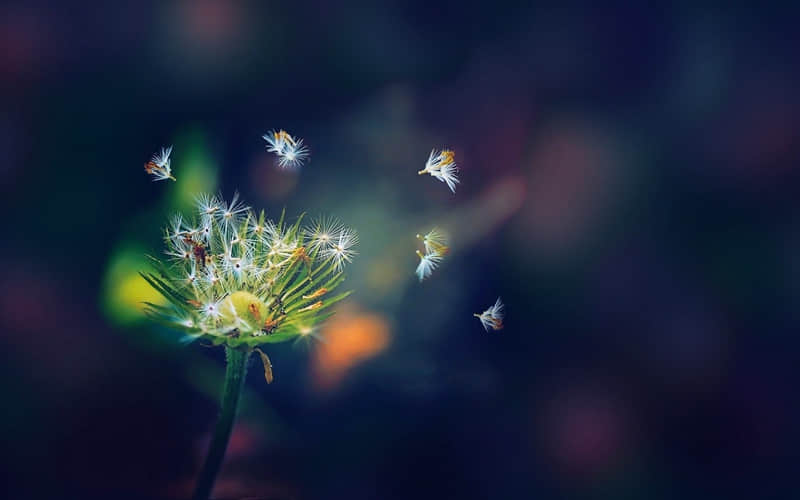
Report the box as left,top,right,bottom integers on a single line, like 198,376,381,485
143,193,357,348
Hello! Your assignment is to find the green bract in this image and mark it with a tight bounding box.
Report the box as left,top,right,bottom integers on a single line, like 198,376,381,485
141,194,355,348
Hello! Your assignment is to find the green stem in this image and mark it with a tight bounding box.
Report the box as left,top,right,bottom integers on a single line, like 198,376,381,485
193,347,250,500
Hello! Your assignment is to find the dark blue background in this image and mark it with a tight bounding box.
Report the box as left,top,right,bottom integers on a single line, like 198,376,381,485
1,2,798,498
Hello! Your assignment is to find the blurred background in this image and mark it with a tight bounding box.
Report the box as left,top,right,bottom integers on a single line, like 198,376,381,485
2,2,799,498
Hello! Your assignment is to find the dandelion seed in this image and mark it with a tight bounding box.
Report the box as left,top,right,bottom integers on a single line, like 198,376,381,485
414,227,448,281
196,193,220,214
166,243,192,263
267,231,298,259
203,267,221,288
262,129,294,154
250,217,265,236
185,266,198,285
200,298,224,321
223,256,250,281
306,216,344,254
474,297,504,332
198,223,212,241
263,129,310,169
169,214,187,241
431,161,459,193
261,219,281,240
415,250,442,282
277,139,310,168
418,149,459,193
144,145,175,181
228,226,256,255
416,228,449,255
218,192,249,228
323,227,358,271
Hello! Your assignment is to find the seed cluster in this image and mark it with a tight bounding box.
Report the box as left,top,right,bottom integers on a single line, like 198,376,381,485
142,194,356,348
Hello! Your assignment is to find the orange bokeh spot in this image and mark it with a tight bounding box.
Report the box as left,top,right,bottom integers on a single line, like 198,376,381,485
311,305,391,391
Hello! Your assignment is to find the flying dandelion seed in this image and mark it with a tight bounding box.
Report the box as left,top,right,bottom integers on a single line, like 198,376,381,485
263,129,310,168
414,227,448,281
277,139,310,168
416,228,450,255
263,129,289,153
474,297,505,331
418,148,459,193
144,145,175,181
415,249,443,282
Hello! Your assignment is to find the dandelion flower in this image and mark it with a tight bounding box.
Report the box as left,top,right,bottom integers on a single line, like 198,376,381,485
144,145,176,181
141,192,357,499
474,297,504,331
416,228,449,255
263,129,310,169
415,250,443,282
142,193,356,347
418,148,459,193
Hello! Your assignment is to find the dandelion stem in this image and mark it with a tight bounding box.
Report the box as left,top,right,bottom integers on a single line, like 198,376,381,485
193,347,250,500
